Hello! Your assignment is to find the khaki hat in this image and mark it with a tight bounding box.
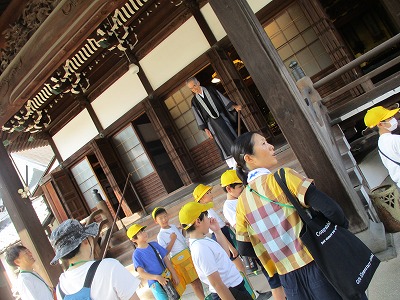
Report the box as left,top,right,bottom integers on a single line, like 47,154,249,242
50,219,99,265
179,202,214,230
193,184,212,202
221,170,242,187
127,224,147,239
152,207,166,220
364,106,399,128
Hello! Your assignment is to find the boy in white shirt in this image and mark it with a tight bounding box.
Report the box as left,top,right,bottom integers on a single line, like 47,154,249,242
5,245,54,300
153,207,205,299
193,184,245,274
179,201,253,300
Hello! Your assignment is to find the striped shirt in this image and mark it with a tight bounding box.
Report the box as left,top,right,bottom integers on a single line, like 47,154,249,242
236,167,314,275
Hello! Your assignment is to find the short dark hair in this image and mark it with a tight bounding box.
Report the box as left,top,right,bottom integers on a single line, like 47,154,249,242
183,211,208,233
222,183,242,193
5,245,26,267
61,244,81,260
153,208,167,219
131,227,146,244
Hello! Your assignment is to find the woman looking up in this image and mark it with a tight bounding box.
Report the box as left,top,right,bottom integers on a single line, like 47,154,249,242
232,132,364,300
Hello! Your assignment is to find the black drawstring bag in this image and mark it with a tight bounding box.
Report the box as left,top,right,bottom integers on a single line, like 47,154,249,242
274,168,380,300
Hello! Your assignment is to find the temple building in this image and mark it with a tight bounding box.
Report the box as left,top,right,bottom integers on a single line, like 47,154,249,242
0,0,399,292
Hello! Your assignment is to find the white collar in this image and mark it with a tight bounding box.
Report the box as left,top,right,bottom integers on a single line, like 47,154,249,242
198,87,204,98
247,168,271,182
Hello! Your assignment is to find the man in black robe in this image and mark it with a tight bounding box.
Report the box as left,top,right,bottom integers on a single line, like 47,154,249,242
186,77,241,168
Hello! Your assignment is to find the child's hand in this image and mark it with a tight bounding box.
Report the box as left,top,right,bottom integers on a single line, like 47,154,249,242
170,232,177,242
230,247,239,259
209,218,221,232
156,275,168,286
171,272,180,286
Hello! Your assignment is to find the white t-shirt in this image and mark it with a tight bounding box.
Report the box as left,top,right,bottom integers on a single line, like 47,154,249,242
189,237,242,293
157,225,188,257
207,208,226,234
17,271,53,300
223,199,238,227
378,133,400,188
56,258,140,300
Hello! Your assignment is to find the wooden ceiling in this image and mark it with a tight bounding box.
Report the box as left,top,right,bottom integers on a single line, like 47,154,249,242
0,0,199,153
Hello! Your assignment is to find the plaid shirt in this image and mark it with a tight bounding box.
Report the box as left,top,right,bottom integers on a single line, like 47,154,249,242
236,168,314,275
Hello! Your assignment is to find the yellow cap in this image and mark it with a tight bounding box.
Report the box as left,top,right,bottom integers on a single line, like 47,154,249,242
179,202,214,230
152,207,166,220
127,224,146,239
364,106,399,128
220,170,242,187
193,184,212,202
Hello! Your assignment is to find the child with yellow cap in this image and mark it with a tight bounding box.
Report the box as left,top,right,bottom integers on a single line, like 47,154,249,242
152,207,205,299
179,202,253,300
193,183,246,274
221,170,284,300
364,105,400,188
127,224,180,300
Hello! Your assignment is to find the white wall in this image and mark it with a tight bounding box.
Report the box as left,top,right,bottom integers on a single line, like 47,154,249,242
201,4,226,41
53,109,98,160
247,0,273,13
92,72,147,129
139,17,210,90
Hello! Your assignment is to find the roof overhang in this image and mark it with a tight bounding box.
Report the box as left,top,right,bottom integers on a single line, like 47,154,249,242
0,0,125,127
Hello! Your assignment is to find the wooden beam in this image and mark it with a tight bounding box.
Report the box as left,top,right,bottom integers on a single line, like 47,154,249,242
0,0,125,127
0,143,62,286
209,0,369,231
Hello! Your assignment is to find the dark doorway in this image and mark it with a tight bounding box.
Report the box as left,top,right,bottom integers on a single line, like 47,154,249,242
86,154,125,218
133,114,184,193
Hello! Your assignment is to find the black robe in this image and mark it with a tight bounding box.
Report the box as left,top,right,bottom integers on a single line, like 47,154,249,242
191,86,238,160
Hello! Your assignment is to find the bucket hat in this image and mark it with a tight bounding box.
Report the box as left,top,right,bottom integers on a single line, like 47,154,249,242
179,202,213,230
364,106,399,128
193,184,212,202
50,219,99,265
127,224,147,239
220,170,242,187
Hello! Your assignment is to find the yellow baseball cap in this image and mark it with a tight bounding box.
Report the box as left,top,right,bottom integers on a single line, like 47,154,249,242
364,106,399,128
221,170,242,187
152,207,166,220
127,224,146,239
193,184,212,202
179,201,214,230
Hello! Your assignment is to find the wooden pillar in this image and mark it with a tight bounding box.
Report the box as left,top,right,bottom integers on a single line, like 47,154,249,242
134,50,199,185
209,0,369,231
0,260,14,300
206,47,272,138
381,0,400,32
298,0,374,94
0,143,62,286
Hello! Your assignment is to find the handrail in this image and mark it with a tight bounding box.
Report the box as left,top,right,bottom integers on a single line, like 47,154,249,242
314,33,400,89
102,173,132,259
322,55,400,103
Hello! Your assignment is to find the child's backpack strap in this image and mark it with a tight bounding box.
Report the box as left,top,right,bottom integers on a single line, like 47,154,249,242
57,260,101,299
83,260,101,288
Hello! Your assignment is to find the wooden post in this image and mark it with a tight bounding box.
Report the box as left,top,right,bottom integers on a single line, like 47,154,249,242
0,259,14,300
209,0,369,231
0,143,62,286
